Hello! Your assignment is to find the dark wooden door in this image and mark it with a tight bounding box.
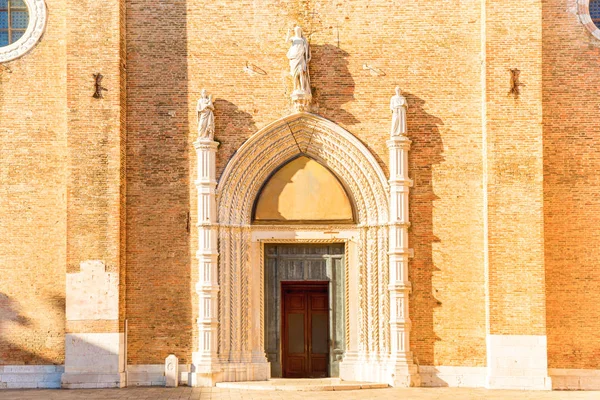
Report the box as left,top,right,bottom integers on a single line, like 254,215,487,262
282,283,329,378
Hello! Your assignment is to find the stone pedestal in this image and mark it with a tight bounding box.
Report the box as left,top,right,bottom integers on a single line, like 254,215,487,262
291,91,311,112
189,139,221,386
387,135,420,387
165,355,179,387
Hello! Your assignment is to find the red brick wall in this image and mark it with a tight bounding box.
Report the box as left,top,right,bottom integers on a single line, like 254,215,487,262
125,0,193,364
543,0,600,369
0,0,67,364
17,0,600,370
485,0,547,336
183,0,487,367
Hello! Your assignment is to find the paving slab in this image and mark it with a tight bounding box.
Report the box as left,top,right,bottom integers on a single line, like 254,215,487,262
215,378,388,391
0,387,600,400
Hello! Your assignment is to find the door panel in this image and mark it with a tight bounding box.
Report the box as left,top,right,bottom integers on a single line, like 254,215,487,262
283,283,329,378
309,293,328,378
264,244,344,378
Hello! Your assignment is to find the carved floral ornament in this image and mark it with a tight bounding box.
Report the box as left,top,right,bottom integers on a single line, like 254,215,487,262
0,0,47,63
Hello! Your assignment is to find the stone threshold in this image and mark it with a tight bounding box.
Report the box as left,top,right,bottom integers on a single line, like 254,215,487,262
215,378,388,391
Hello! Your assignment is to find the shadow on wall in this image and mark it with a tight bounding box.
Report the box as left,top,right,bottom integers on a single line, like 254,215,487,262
310,44,359,126
214,99,257,179
405,92,445,368
0,292,57,364
126,0,192,365
309,44,388,175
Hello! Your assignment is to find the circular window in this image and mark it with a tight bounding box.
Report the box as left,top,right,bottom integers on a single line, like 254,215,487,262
0,0,46,63
591,0,600,29
579,0,600,40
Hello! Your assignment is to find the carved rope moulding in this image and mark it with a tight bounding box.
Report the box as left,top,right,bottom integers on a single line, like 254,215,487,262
0,0,47,63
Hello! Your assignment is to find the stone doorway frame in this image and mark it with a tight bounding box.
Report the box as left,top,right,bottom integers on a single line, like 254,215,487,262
190,112,418,387
259,237,351,379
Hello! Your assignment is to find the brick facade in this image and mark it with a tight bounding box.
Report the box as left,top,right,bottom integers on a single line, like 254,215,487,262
1,0,599,389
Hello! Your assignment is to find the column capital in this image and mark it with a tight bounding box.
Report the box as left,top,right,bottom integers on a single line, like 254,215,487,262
193,139,220,151
387,136,412,148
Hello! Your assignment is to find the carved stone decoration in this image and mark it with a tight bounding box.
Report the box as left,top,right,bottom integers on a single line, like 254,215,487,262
216,112,398,386
286,26,312,111
387,96,420,386
197,89,215,140
390,87,407,137
0,0,47,63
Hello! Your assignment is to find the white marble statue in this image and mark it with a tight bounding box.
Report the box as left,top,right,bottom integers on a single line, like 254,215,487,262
286,26,312,95
197,89,215,140
390,87,407,137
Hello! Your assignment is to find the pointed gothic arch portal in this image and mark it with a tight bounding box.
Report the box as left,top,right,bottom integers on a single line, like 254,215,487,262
218,112,388,226
213,112,412,385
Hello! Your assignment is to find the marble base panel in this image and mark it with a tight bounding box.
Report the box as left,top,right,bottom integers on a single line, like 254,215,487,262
549,368,600,390
486,334,552,390
61,373,125,389
61,332,125,389
0,365,64,389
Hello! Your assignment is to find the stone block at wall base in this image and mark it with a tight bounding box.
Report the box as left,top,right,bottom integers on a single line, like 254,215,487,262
0,365,64,389
61,333,125,389
486,334,552,390
61,372,126,389
549,368,600,390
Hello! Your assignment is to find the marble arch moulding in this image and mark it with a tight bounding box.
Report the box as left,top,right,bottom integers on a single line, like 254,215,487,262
217,112,389,226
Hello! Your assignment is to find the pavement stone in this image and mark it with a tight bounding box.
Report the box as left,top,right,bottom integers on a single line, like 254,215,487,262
0,387,600,400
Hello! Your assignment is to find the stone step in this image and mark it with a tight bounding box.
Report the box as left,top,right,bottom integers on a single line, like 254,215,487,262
215,378,389,391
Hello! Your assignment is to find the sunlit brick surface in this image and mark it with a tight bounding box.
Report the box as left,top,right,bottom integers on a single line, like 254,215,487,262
1,0,599,379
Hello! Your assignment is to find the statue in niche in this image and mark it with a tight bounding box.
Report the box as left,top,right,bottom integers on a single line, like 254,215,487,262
390,87,408,137
197,89,215,140
286,26,312,97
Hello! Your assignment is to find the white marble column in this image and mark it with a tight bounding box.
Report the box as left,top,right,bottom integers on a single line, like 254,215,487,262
190,139,221,386
387,133,420,387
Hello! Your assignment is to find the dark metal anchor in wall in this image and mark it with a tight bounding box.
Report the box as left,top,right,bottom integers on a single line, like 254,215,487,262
93,73,108,99
509,68,524,99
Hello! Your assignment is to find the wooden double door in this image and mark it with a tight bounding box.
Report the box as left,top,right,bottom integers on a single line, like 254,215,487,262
282,282,329,378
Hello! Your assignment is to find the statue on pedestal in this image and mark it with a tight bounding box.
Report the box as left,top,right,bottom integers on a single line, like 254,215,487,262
390,87,407,137
197,89,215,140
286,26,312,110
